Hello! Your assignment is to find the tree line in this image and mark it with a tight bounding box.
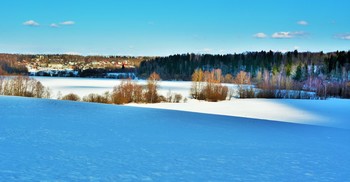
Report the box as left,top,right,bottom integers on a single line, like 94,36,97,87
0,76,50,98
2,51,350,82
0,73,172,104
139,51,350,99
138,51,350,81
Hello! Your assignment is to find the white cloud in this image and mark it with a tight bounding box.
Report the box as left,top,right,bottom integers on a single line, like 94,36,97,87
272,32,293,39
294,46,300,50
335,33,350,40
60,21,75,25
297,20,308,26
23,20,39,26
253,33,267,39
50,23,59,28
272,31,307,39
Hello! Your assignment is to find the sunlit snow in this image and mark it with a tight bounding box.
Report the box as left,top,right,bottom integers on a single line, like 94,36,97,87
0,96,349,181
36,77,350,129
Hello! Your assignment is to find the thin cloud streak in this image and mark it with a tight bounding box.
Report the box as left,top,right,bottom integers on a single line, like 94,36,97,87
272,31,307,39
60,21,75,25
335,33,350,40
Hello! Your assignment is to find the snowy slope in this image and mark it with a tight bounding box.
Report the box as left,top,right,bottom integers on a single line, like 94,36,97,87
130,98,350,129
1,96,349,181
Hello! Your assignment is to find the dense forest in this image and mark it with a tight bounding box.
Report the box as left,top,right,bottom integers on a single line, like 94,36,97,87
138,51,350,98
138,51,350,81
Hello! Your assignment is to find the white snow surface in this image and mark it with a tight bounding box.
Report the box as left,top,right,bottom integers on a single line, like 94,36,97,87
130,99,350,129
0,96,349,181
35,77,350,129
34,77,194,98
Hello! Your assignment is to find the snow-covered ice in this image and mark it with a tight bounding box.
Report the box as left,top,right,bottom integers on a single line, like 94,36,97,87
0,96,349,181
33,77,194,98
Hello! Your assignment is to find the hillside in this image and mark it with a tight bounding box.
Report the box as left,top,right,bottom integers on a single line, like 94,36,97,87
1,96,349,181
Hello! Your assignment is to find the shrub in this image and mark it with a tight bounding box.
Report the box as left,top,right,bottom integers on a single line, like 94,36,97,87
183,97,188,103
112,80,135,104
111,73,162,105
174,94,183,103
83,93,109,103
111,79,145,104
158,95,167,102
238,87,255,98
61,93,81,101
166,90,183,103
201,83,228,102
235,71,251,85
191,69,228,102
190,69,204,99
256,89,279,98
144,72,161,103
224,73,233,83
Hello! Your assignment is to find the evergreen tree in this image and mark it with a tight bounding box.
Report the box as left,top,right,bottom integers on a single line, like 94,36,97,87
294,63,303,81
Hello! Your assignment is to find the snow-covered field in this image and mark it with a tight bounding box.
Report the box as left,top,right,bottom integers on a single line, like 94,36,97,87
1,96,349,181
35,77,350,129
1,77,350,181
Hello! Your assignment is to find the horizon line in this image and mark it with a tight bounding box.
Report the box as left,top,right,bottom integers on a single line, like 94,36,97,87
1,49,350,57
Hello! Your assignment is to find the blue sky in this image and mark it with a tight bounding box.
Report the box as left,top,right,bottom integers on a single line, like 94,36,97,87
0,0,349,56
